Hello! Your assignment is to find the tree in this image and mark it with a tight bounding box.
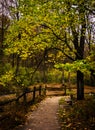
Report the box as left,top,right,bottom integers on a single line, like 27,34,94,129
0,0,11,72
4,0,95,99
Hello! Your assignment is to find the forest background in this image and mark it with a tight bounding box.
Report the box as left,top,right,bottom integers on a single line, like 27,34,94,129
0,0,95,100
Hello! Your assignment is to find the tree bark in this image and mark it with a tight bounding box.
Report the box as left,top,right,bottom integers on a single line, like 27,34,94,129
15,55,20,76
77,70,84,100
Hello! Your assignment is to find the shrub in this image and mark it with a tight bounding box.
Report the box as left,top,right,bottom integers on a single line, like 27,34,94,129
59,96,95,129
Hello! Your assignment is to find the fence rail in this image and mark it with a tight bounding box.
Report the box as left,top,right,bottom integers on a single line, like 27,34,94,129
0,85,46,106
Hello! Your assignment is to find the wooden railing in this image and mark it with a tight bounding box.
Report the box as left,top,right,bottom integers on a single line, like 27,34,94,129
0,85,46,106
0,85,46,123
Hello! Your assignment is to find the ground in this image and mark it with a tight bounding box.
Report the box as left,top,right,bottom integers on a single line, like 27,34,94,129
14,96,62,130
0,84,95,130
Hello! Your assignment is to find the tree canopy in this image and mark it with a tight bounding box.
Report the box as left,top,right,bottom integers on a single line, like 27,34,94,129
0,0,95,99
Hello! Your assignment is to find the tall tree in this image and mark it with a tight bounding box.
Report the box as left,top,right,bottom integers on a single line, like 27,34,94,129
0,0,11,67
5,0,95,99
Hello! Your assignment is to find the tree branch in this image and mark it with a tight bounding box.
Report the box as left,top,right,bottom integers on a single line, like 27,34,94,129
41,23,73,51
31,57,43,80
46,47,75,61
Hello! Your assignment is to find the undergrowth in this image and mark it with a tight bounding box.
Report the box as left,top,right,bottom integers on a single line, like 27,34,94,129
0,95,45,130
59,95,95,130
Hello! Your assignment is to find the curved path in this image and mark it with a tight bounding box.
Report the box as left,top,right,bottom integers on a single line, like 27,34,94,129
15,96,62,130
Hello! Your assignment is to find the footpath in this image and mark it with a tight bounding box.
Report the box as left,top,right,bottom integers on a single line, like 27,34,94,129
15,96,62,130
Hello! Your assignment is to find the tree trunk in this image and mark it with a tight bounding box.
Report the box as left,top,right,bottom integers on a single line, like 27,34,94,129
0,6,4,66
43,49,47,83
62,70,65,84
68,71,71,91
90,69,95,86
15,55,20,76
77,70,84,100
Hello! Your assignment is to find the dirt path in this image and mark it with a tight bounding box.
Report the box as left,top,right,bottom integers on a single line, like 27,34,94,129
15,96,62,130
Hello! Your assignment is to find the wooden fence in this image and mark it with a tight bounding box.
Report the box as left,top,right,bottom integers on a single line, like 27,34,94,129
0,85,46,106
0,85,46,123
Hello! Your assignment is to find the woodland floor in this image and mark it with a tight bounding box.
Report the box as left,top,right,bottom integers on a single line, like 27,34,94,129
14,84,95,130
0,84,95,130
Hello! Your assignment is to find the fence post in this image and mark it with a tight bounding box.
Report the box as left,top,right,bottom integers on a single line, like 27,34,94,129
44,85,46,95
33,86,36,102
62,83,66,95
16,98,19,105
16,93,20,105
23,93,27,103
39,85,41,96
23,88,28,103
